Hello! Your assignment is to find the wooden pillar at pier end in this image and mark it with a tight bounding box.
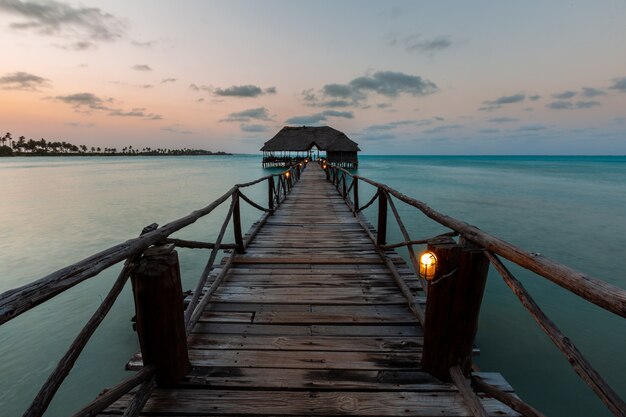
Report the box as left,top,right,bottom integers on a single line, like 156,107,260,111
421,237,490,381
132,244,190,386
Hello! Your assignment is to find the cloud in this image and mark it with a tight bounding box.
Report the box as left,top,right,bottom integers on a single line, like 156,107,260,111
286,110,354,125
58,40,95,50
487,117,518,123
160,78,176,84
240,123,269,132
364,120,419,132
162,124,192,135
131,64,152,71
529,95,541,101
189,83,211,92
213,84,276,97
323,83,355,98
581,87,606,97
350,71,438,97
552,90,576,99
518,124,546,131
109,107,161,120
479,129,499,134
53,92,110,111
423,124,462,134
222,107,272,122
547,100,601,110
0,71,50,91
53,91,161,119
0,0,125,44
306,71,438,108
609,77,626,92
480,93,525,110
575,100,601,108
388,33,452,55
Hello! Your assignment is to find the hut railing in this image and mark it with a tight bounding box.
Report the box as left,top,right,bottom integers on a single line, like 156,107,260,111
0,162,306,417
323,162,626,417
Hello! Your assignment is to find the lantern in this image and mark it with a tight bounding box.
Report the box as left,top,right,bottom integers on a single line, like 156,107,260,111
419,251,437,280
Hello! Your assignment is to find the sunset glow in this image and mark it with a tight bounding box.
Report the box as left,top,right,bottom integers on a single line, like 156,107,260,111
1,0,625,154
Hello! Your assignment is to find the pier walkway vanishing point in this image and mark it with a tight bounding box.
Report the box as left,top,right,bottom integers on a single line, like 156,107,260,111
104,164,519,416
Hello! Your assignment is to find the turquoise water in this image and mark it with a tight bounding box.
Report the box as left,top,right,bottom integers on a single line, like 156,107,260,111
0,155,624,416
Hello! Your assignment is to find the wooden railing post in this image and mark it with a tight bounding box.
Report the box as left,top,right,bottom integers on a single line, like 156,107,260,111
132,244,190,386
268,176,275,213
376,190,388,246
296,163,301,180
421,237,489,381
342,174,347,198
232,191,245,254
353,178,359,215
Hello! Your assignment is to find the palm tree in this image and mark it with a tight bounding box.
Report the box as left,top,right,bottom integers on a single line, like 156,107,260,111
1,132,11,147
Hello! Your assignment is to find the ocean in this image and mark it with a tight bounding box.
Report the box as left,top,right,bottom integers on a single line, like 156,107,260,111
0,155,624,416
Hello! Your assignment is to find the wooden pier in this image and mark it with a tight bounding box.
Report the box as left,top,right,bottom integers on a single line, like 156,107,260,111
1,161,624,417
100,164,516,416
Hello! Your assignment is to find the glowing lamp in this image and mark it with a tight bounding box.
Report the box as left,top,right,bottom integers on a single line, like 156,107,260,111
285,171,290,178
323,164,327,169
419,251,437,280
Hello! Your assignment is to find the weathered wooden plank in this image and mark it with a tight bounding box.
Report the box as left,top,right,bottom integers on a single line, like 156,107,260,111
129,349,422,370
233,256,388,265
193,323,422,336
186,334,423,352
103,389,519,416
181,368,457,391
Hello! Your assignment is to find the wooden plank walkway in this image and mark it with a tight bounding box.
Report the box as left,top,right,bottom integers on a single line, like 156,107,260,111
104,165,518,416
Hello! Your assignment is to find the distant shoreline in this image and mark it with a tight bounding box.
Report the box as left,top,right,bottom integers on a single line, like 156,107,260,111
0,151,232,157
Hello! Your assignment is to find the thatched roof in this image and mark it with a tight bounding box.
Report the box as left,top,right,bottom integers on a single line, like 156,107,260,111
260,126,360,152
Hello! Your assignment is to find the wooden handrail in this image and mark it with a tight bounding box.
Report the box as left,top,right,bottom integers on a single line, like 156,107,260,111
24,223,153,417
385,191,428,295
327,164,626,318
69,366,155,417
471,375,547,417
486,251,626,417
183,196,237,327
0,165,302,326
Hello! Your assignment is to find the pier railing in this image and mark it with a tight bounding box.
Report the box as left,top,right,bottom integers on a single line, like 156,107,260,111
324,162,626,417
0,162,306,417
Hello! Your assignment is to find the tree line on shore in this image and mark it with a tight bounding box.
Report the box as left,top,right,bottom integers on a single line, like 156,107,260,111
0,132,229,156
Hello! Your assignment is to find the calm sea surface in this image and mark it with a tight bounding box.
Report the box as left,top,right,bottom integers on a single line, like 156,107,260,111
0,155,625,416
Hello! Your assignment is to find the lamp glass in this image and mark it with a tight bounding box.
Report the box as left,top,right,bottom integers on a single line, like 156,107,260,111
419,251,437,280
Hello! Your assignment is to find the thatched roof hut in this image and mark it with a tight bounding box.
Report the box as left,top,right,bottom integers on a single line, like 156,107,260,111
261,126,359,168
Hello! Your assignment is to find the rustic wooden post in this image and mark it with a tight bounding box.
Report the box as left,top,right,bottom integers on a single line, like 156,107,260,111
421,236,490,381
341,173,347,198
353,178,359,215
268,176,275,213
232,191,245,254
376,190,388,246
296,163,301,180
132,244,190,386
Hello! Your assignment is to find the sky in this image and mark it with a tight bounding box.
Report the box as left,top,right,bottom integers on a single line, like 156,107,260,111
1,0,625,154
